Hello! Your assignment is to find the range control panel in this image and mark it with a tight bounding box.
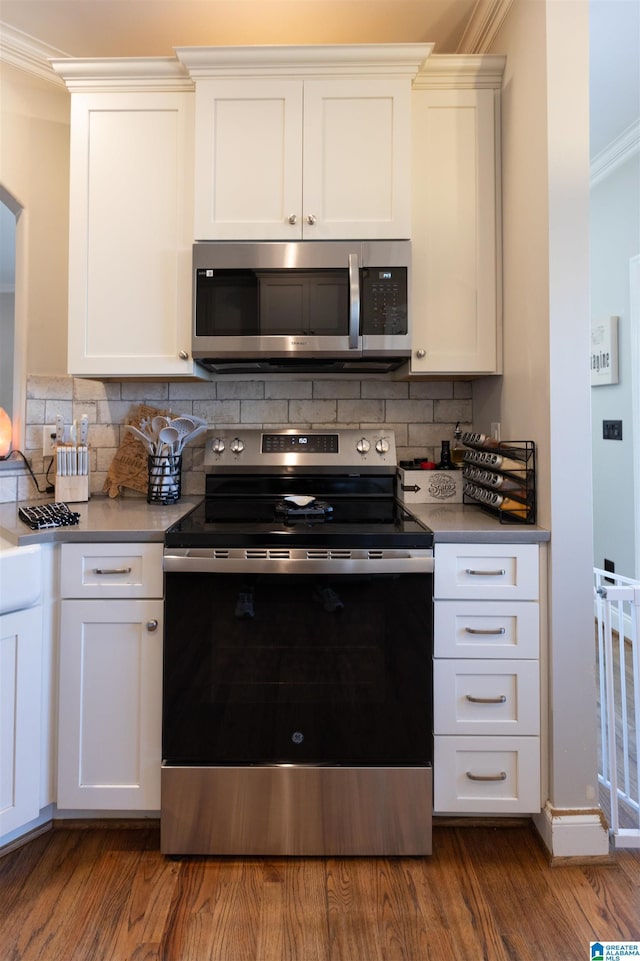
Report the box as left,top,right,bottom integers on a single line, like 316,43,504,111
204,429,397,473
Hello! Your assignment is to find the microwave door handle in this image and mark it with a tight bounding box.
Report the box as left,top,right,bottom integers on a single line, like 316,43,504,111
348,253,360,350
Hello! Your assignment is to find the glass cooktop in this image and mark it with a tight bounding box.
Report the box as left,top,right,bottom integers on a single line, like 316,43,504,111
165,495,433,550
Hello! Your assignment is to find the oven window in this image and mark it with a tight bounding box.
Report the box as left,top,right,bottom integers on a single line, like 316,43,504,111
195,268,350,337
163,571,432,765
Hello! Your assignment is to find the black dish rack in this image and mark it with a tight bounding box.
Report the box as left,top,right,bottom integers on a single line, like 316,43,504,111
460,435,536,524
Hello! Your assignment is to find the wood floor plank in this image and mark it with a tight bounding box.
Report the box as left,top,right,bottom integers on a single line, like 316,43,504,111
1,824,639,961
417,827,512,961
455,825,585,960
163,857,264,961
551,857,640,945
254,859,330,961
0,830,108,960
325,855,443,961
105,844,181,961
0,830,52,916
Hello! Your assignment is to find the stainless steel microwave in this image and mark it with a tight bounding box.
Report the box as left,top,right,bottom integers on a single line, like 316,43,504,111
191,241,411,374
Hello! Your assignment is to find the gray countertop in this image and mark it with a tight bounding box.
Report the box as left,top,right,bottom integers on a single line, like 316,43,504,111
0,495,202,546
409,502,550,543
0,495,549,547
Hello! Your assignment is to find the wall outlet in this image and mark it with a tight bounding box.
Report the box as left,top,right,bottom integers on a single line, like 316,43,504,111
42,425,57,457
604,558,615,584
603,419,622,440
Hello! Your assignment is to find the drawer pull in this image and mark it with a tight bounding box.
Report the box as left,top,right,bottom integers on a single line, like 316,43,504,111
146,619,159,632
465,694,507,704
464,627,507,636
466,568,506,576
466,770,507,782
93,567,133,575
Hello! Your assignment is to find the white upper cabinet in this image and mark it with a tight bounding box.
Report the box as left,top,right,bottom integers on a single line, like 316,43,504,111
178,45,431,241
192,78,303,241
52,60,201,378
410,57,505,375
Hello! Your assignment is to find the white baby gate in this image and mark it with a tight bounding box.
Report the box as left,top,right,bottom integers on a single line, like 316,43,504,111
594,568,640,848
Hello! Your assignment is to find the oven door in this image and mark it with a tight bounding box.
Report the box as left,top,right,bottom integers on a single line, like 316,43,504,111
162,554,433,767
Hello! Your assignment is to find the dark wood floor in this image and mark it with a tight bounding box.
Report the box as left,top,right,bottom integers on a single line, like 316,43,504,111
1,822,639,961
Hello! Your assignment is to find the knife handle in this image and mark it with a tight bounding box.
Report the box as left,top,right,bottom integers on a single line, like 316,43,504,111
55,413,65,445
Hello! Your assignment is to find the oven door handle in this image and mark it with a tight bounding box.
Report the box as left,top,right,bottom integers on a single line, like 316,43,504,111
163,551,434,576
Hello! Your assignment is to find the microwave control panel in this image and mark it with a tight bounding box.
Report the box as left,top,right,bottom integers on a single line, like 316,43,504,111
360,267,408,335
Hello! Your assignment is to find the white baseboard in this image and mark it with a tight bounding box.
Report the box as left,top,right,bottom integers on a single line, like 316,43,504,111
533,801,610,859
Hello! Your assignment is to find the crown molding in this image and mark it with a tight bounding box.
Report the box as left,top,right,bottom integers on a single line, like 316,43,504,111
175,43,433,79
591,119,640,187
413,54,505,90
456,0,515,54
0,21,67,86
50,57,193,93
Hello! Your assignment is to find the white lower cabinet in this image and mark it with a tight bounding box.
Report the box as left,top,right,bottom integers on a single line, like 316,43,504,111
0,606,42,836
434,542,541,814
57,544,163,810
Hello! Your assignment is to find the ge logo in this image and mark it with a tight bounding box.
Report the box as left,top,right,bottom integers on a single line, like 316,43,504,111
291,731,304,744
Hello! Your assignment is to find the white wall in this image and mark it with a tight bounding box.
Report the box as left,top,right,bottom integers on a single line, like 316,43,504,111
477,0,601,825
0,63,70,381
591,153,640,579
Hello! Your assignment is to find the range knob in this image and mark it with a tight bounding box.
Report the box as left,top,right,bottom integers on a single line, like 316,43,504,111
210,437,225,454
356,437,371,454
375,437,390,454
230,437,245,454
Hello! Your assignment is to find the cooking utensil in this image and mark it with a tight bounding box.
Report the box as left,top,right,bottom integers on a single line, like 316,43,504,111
181,414,207,430
152,415,169,436
124,424,155,454
176,424,207,453
169,417,196,445
158,425,180,454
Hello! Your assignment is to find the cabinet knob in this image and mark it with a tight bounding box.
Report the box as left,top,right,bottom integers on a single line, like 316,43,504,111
146,619,159,632
306,214,317,226
179,350,189,360
288,214,297,225
415,349,426,359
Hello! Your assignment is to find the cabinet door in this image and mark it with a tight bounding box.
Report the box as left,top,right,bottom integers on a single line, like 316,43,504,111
0,607,42,837
411,88,500,373
68,92,197,377
58,600,162,810
303,78,411,240
193,79,303,240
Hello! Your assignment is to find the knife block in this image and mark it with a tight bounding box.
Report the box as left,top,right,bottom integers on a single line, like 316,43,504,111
55,469,90,503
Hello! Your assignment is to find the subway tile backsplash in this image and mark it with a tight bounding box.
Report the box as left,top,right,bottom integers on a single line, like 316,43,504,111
0,374,473,503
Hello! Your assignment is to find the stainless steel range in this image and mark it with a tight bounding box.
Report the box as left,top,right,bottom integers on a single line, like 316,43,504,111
161,428,434,856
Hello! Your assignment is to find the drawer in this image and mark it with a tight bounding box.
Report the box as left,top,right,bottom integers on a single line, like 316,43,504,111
61,543,163,599
435,543,539,600
434,736,540,813
434,659,540,735
434,600,539,658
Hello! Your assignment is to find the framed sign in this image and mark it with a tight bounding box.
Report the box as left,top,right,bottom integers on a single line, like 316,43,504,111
591,315,619,386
